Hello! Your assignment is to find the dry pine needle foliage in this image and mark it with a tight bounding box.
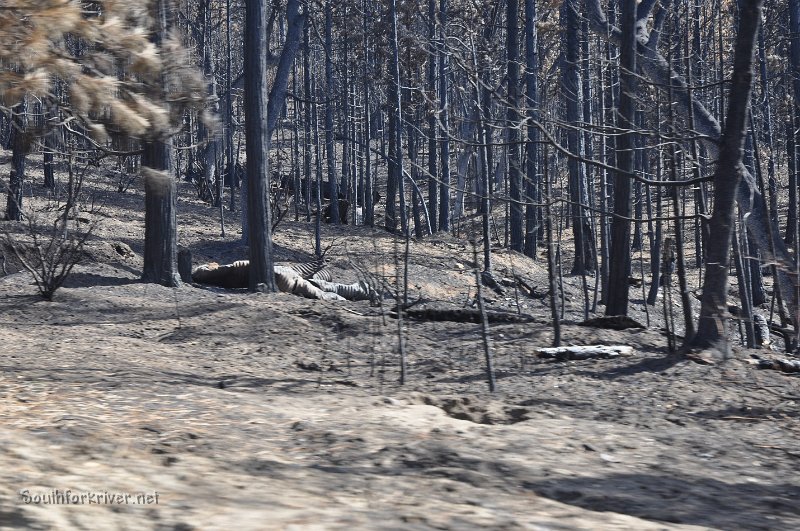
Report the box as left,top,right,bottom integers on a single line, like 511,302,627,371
0,0,208,141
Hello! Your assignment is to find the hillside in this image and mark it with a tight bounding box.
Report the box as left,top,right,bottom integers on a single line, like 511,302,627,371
1,160,799,530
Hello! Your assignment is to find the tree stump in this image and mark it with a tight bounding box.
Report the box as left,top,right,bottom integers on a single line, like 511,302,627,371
178,248,193,283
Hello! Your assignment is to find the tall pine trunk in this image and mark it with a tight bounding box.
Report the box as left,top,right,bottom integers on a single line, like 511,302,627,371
388,0,407,235
605,0,636,315
244,0,276,292
507,0,523,251
427,0,438,233
324,1,340,225
4,98,27,222
523,0,539,258
689,0,764,351
437,0,451,232
141,0,179,287
562,0,594,274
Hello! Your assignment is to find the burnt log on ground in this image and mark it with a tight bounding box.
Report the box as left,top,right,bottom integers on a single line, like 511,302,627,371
191,259,374,302
751,357,800,373
308,278,377,301
191,260,251,289
536,345,635,361
395,308,536,324
579,316,646,331
502,275,548,300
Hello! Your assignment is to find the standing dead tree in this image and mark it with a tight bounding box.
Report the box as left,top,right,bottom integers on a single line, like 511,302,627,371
605,0,637,316
0,1,208,287
584,0,799,332
689,0,765,353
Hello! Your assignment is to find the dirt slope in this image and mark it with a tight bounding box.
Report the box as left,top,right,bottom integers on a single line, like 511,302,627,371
0,163,799,530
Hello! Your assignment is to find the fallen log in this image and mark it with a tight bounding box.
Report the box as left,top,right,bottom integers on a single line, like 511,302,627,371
191,260,369,301
191,260,250,289
536,345,634,361
273,266,344,300
579,315,645,330
397,308,536,324
308,278,377,301
751,358,800,374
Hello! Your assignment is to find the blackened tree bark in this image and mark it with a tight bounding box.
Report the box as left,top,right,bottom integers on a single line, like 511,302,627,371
789,0,800,113
4,98,27,222
685,9,709,268
141,159,179,286
584,0,798,324
244,0,277,292
756,28,777,239
523,0,539,258
468,36,492,271
43,103,57,189
386,104,399,231
339,11,352,218
225,0,234,210
303,15,313,222
198,0,221,209
324,1,340,225
427,0,438,233
689,0,764,350
438,0,451,232
266,0,305,140
388,0,407,235
362,0,375,227
507,0,523,251
787,0,800,244
605,0,636,316
561,0,594,274
141,0,179,287
312,56,323,255
787,117,798,246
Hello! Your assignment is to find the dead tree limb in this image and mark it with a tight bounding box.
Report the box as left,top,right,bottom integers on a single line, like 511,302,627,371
583,0,798,327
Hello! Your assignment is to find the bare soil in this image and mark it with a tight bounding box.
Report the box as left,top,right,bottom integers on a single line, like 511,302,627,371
1,157,799,530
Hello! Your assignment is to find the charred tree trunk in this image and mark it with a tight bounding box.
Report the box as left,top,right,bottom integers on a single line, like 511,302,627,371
141,158,179,287
303,16,313,222
266,0,305,139
787,0,800,244
363,0,375,227
584,0,798,326
141,0,179,287
605,0,636,316
324,1,339,225
243,0,276,292
225,0,234,212
43,104,57,190
427,0,438,233
4,98,27,222
689,0,764,351
507,0,523,251
562,0,594,274
438,0,451,232
389,0,407,235
524,0,539,258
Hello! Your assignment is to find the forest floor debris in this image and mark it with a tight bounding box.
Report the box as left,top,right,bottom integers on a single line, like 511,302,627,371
0,167,799,530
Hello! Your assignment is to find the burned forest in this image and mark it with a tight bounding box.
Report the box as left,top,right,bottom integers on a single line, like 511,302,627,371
1,1,799,529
